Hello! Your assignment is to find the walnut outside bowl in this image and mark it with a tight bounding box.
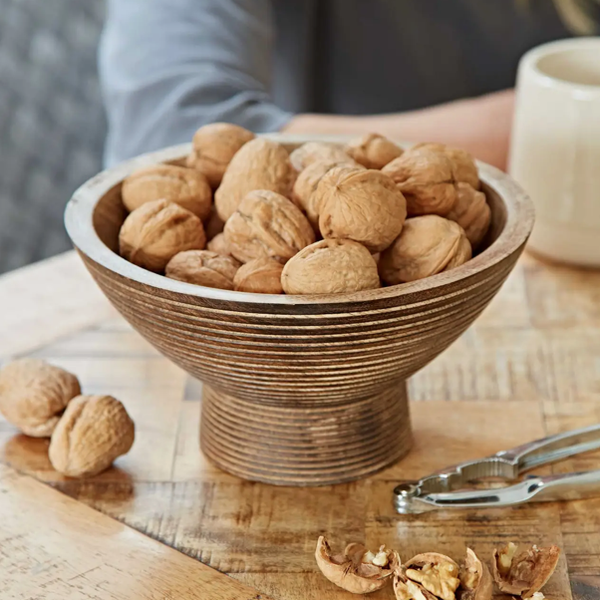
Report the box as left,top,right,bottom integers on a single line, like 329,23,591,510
65,135,534,486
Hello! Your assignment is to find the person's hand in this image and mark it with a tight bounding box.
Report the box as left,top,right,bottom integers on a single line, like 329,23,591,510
283,90,515,171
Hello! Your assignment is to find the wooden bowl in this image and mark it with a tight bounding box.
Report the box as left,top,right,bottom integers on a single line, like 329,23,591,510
65,135,534,486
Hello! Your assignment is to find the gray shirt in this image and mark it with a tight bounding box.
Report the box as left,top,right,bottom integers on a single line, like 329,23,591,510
99,0,570,166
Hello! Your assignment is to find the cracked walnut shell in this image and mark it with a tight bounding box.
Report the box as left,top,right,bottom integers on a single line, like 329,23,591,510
233,257,284,294
49,395,135,478
289,141,355,172
224,190,315,264
315,536,399,594
122,164,212,221
382,148,457,216
345,132,404,169
412,143,480,190
459,548,493,600
0,359,81,437
379,216,470,284
166,250,240,290
492,542,560,599
282,239,380,295
318,167,407,253
119,198,206,273
186,122,255,188
215,138,295,221
446,183,491,249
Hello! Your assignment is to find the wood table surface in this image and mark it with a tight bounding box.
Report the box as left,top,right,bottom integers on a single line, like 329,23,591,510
0,250,599,600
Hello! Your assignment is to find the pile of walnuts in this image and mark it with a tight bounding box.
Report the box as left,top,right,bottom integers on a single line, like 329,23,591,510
118,124,492,295
0,358,134,478
315,536,560,599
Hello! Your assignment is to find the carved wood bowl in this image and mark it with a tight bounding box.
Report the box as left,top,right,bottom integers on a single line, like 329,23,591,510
65,135,534,486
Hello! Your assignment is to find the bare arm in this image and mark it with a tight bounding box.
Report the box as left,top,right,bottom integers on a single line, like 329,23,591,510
284,90,514,170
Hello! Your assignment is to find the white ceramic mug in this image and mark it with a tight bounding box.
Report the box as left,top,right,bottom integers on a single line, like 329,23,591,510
509,38,600,267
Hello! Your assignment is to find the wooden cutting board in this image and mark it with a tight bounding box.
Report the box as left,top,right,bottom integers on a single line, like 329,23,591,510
0,251,599,600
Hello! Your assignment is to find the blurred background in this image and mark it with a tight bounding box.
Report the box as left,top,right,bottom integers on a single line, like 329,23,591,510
0,0,105,274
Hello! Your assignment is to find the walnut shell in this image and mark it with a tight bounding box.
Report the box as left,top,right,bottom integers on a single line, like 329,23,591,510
379,216,468,284
121,164,212,220
289,141,354,172
224,190,315,264
119,198,206,273
186,122,255,188
345,133,404,169
166,250,240,290
382,149,457,216
492,543,560,599
48,395,135,477
444,234,472,271
206,232,231,256
0,359,81,437
318,167,407,252
446,183,491,249
233,257,283,294
459,548,493,600
404,552,461,600
315,536,399,594
412,143,480,189
215,138,295,221
282,239,380,295
292,160,352,228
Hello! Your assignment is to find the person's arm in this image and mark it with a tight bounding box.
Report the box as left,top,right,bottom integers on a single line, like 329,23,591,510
284,90,514,171
99,0,292,166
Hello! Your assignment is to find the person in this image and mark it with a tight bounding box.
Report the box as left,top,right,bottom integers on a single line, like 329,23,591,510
99,0,596,170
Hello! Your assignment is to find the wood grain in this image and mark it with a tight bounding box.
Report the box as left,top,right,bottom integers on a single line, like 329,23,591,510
0,464,268,600
1,249,600,599
64,138,534,484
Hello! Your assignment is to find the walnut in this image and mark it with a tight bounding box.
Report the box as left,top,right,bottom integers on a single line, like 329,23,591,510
292,160,353,229
119,198,206,273
382,149,457,216
412,143,480,189
48,395,135,478
224,190,315,264
459,549,493,600
446,183,491,249
289,141,354,172
186,122,255,188
492,543,560,599
121,164,212,221
233,257,283,293
315,536,399,594
0,359,81,437
206,233,231,256
215,138,295,221
345,133,404,169
444,234,472,271
281,239,380,295
404,553,461,600
318,167,407,252
379,216,469,284
166,250,240,290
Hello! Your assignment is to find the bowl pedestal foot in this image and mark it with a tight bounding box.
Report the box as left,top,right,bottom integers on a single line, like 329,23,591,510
200,383,412,486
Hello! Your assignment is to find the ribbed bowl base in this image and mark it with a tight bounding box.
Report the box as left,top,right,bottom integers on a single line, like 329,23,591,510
200,383,412,486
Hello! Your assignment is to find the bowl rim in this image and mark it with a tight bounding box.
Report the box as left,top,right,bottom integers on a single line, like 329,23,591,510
65,134,535,305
